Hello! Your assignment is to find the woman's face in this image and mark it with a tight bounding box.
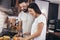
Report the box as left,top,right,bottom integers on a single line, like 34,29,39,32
28,8,36,17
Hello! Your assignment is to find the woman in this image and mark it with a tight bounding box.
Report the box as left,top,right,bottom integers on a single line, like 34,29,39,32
20,2,46,40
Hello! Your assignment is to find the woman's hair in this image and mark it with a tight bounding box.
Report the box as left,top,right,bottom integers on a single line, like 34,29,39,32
28,2,42,14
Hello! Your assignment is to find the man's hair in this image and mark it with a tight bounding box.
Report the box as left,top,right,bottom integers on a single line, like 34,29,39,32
19,0,28,4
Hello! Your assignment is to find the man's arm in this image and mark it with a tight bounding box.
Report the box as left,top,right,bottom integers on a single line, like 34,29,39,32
17,21,22,32
14,21,22,37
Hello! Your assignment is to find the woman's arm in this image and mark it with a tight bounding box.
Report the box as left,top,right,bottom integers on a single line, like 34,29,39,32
24,22,44,40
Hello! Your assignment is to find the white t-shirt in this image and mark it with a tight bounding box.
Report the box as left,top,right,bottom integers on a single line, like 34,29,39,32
18,11,28,33
0,11,7,33
18,11,35,33
31,14,46,40
26,13,35,33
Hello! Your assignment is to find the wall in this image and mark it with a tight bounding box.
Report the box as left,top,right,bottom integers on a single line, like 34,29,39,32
35,1,49,18
35,0,60,19
58,5,60,19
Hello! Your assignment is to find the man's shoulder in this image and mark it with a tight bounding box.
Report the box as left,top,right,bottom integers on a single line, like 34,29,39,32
19,11,28,16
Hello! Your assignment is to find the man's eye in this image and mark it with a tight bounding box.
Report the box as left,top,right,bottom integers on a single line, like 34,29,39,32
30,10,32,12
23,6,26,7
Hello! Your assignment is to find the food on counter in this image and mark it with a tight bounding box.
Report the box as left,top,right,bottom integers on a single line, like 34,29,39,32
13,37,18,40
3,36,10,40
0,37,3,40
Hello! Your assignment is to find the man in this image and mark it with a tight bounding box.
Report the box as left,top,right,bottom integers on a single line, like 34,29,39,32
18,1,35,36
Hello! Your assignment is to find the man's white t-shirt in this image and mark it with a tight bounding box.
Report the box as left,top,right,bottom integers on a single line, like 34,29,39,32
31,14,46,40
0,11,7,33
18,11,35,34
26,13,35,33
18,11,28,33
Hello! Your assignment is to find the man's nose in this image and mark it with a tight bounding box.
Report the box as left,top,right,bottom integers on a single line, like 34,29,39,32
21,7,24,10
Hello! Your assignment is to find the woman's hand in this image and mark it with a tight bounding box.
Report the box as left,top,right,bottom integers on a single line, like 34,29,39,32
24,32,30,35
19,37,24,40
22,37,29,40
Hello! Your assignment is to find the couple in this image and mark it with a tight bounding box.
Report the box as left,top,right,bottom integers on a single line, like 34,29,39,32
18,2,46,40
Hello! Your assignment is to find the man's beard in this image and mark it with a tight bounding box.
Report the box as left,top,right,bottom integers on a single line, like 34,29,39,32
23,9,28,12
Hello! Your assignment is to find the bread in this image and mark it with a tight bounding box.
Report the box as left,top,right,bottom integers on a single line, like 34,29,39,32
0,37,3,40
3,36,10,40
13,37,17,40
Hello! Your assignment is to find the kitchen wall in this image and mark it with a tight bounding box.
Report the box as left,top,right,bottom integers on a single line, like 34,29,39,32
35,0,60,20
35,0,49,18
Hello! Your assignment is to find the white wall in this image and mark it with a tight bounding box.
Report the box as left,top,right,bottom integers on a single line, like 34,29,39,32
35,1,49,18
35,0,60,19
48,0,60,4
58,5,60,19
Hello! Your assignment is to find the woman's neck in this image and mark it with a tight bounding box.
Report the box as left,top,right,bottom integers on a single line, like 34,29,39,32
36,13,40,18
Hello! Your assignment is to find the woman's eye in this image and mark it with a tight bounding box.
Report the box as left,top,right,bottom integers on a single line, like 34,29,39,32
20,7,22,8
29,10,32,12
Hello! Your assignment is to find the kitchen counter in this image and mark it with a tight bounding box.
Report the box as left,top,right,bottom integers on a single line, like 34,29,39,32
46,32,60,40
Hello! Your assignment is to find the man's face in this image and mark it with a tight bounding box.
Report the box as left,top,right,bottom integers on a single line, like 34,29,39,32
19,2,27,11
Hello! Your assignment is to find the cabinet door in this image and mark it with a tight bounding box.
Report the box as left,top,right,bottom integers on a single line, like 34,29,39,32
1,0,11,9
48,3,59,20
